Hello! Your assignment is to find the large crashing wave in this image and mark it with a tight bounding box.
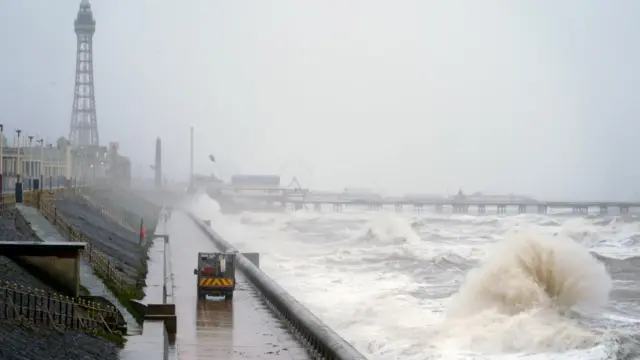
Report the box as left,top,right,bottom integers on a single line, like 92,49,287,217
360,214,421,244
435,232,612,354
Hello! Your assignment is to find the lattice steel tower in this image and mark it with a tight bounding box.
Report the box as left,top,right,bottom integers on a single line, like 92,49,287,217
69,0,99,148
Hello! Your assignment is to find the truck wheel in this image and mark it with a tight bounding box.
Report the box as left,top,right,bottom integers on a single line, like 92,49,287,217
225,293,233,301
197,292,206,301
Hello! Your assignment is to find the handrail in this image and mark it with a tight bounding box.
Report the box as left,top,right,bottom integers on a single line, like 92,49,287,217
0,280,124,334
188,213,368,360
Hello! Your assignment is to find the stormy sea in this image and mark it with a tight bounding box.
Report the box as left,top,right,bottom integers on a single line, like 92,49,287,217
191,195,640,360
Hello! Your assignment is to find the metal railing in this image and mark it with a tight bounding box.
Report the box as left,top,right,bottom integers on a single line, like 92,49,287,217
0,279,124,335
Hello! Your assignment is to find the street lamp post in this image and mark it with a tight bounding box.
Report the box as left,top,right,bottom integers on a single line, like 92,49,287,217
15,129,22,202
28,135,33,189
47,144,53,190
15,129,21,182
37,138,44,190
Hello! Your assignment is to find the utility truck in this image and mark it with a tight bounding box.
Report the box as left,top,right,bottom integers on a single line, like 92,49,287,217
193,252,236,301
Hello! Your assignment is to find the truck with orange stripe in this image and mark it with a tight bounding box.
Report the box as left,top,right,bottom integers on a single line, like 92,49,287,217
193,252,236,301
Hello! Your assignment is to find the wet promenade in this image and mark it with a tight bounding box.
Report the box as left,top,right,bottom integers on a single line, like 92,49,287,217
119,229,175,359
166,211,310,359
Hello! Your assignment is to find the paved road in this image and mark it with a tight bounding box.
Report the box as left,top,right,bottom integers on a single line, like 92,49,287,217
165,211,310,359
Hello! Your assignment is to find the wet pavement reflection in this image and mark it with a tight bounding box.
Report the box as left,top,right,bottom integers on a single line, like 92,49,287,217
166,212,310,359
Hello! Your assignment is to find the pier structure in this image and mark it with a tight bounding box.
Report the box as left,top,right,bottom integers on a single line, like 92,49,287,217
285,198,640,215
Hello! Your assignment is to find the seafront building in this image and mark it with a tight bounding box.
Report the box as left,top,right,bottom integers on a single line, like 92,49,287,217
0,140,131,191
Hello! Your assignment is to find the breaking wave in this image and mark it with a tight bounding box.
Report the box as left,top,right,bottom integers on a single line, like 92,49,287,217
359,214,421,244
436,232,613,354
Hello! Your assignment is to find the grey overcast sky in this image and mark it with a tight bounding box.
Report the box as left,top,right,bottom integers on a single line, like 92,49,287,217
1,1,639,199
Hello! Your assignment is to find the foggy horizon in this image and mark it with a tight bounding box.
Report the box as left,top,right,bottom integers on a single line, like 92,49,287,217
2,1,640,200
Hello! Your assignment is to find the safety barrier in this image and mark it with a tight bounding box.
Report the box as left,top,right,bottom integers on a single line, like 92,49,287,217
188,213,368,360
0,280,124,335
1,187,77,212
7,187,82,209
0,193,16,212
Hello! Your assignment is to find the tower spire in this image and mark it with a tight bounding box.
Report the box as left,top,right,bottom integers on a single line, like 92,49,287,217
69,0,99,148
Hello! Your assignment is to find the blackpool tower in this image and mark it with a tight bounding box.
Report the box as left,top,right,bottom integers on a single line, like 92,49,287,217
69,0,99,148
